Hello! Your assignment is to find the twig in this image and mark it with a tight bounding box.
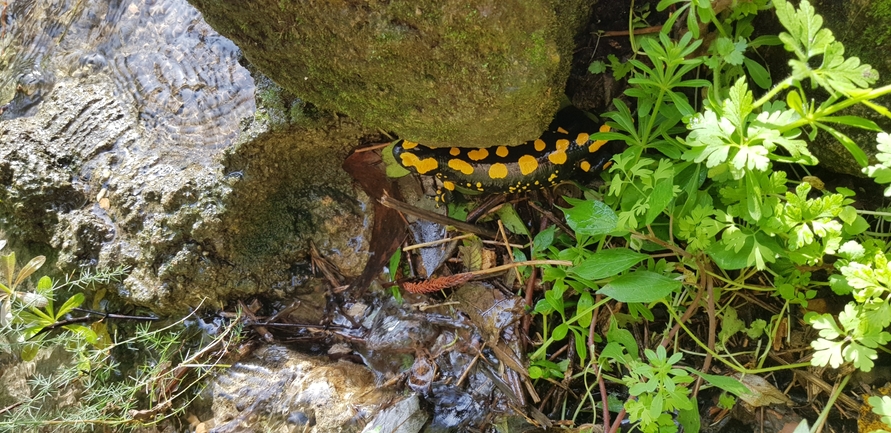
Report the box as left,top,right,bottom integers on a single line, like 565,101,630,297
497,220,523,285
352,142,392,152
379,194,498,238
0,401,24,416
403,234,474,251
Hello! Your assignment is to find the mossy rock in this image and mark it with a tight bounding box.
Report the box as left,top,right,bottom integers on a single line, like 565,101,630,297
802,0,891,175
188,0,593,148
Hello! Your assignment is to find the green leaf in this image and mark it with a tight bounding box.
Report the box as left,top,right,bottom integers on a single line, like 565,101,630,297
497,204,530,237
560,198,618,237
707,236,751,270
387,248,402,280
382,142,411,178
816,123,869,167
571,248,649,280
552,322,569,340
743,57,771,89
534,297,555,315
606,318,639,360
597,270,681,303
532,226,556,255
785,89,804,115
714,37,746,66
14,256,46,288
745,172,763,221
21,342,40,361
725,77,753,128
677,402,701,433
869,396,891,426
686,370,750,396
544,288,565,316
64,324,99,344
577,291,594,328
645,173,676,225
820,116,882,131
588,61,607,74
55,293,85,319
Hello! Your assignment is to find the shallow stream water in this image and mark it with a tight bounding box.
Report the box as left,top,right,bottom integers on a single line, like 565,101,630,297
1,0,255,161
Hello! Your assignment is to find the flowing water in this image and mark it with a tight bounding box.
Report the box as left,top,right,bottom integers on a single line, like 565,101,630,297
1,0,255,156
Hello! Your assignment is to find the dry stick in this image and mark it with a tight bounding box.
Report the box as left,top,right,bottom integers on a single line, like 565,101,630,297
496,219,524,285
403,234,474,251
404,234,525,252
696,262,717,396
352,141,392,152
522,215,551,351
455,344,485,387
0,402,24,416
587,293,610,428
599,25,663,37
464,259,572,277
526,200,576,241
379,194,498,238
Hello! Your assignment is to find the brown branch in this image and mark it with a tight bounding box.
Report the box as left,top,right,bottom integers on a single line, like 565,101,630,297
379,194,498,238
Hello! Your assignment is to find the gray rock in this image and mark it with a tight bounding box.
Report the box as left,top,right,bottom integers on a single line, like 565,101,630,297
187,0,595,148
0,0,374,314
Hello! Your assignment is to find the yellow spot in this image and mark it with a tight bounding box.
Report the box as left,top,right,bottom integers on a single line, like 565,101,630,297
589,140,608,153
534,139,546,152
580,160,592,172
476,182,482,188
555,139,570,151
534,180,540,185
414,157,439,174
600,124,611,133
548,151,567,165
518,155,538,175
496,146,509,157
557,126,569,134
399,152,439,174
548,172,558,183
448,159,474,175
443,181,456,191
602,161,613,170
400,152,438,174
466,183,472,187
575,133,590,145
399,152,419,166
450,147,461,156
467,148,489,161
401,140,419,149
489,163,508,179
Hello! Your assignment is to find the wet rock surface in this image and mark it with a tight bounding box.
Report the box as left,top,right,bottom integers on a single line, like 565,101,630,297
206,344,399,433
0,0,375,313
187,0,595,148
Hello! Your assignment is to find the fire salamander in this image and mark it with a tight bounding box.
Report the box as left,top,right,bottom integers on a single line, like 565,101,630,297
392,106,618,202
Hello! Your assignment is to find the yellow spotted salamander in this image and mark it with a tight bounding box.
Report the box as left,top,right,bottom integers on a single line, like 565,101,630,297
392,107,618,202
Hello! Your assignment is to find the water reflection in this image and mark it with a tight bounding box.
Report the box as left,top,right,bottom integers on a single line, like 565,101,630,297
1,0,255,152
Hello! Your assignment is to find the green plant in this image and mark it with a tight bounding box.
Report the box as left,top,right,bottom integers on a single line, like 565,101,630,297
0,240,239,432
529,0,891,431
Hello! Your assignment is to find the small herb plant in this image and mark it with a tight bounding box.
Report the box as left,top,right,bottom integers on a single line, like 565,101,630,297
530,0,891,431
0,240,238,432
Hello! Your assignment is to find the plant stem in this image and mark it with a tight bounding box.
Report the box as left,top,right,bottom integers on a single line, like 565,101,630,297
810,374,850,433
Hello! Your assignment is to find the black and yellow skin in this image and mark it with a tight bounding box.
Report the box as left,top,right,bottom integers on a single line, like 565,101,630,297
392,107,619,202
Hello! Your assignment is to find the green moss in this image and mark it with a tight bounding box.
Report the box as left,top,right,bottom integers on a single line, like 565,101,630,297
188,0,592,148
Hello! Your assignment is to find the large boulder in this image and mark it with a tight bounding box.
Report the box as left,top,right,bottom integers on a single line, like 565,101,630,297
0,0,375,314
187,0,595,148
